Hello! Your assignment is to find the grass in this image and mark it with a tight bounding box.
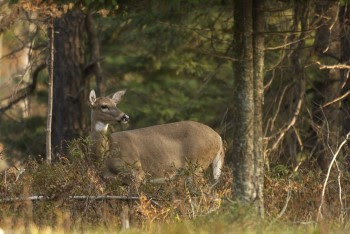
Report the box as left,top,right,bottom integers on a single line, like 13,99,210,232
1,209,349,234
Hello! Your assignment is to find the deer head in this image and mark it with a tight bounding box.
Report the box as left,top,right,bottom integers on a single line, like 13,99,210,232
89,89,129,131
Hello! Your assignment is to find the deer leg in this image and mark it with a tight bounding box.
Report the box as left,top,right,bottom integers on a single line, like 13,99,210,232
212,142,224,181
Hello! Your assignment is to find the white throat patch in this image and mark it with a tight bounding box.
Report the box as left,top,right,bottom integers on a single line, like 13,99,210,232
95,121,109,132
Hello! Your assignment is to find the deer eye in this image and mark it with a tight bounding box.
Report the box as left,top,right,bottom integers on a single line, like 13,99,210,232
101,105,108,111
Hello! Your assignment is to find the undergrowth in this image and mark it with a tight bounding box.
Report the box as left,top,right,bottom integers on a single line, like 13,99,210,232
0,138,350,233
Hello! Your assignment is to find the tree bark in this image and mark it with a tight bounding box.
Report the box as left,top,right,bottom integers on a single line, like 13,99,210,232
339,5,350,171
232,0,265,216
52,9,87,155
314,0,342,172
232,0,255,202
86,12,104,96
252,0,265,217
286,0,308,167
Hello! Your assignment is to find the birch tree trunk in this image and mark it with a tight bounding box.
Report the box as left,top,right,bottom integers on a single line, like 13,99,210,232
253,0,265,217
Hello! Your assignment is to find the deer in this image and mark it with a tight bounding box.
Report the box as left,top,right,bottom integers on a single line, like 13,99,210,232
89,89,225,185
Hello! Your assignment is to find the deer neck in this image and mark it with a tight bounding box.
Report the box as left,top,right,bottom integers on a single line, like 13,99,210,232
90,113,109,160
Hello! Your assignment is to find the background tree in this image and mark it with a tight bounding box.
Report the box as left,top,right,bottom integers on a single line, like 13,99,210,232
314,0,345,172
232,0,265,215
52,8,88,155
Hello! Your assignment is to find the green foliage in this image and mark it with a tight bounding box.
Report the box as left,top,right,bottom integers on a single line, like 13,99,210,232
271,164,290,178
0,116,45,158
2,0,232,159
67,137,91,160
98,3,232,130
340,0,350,5
82,0,118,11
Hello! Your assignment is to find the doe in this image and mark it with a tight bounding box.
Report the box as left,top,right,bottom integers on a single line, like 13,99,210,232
89,89,225,184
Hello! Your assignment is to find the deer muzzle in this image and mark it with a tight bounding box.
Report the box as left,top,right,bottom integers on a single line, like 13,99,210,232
120,114,130,123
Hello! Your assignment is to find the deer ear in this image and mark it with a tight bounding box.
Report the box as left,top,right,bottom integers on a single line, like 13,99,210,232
89,90,96,106
112,89,126,103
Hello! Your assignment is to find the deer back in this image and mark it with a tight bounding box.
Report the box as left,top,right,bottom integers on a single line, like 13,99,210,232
107,121,222,178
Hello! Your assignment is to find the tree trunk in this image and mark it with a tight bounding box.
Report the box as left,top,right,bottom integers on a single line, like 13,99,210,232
86,11,104,96
286,0,308,167
314,0,342,172
52,9,87,155
252,0,265,217
340,5,350,171
232,0,255,202
232,0,265,216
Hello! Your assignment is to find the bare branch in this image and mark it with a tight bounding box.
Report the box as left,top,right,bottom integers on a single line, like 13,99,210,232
270,179,292,225
316,61,350,70
185,47,237,62
321,2,340,54
317,132,350,221
265,34,312,51
0,195,161,207
0,64,46,114
265,80,304,151
269,159,304,226
321,89,350,108
269,83,293,132
335,161,344,223
46,19,54,164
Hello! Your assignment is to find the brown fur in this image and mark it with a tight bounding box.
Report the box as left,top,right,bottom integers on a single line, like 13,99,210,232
89,90,224,183
107,121,222,178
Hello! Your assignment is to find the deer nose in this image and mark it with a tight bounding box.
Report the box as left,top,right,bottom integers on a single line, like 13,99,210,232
121,114,129,123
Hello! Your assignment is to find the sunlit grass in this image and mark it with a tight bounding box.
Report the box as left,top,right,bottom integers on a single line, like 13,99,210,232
1,214,350,234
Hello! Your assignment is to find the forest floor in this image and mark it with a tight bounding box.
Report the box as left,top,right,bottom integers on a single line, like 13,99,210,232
0,140,349,233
